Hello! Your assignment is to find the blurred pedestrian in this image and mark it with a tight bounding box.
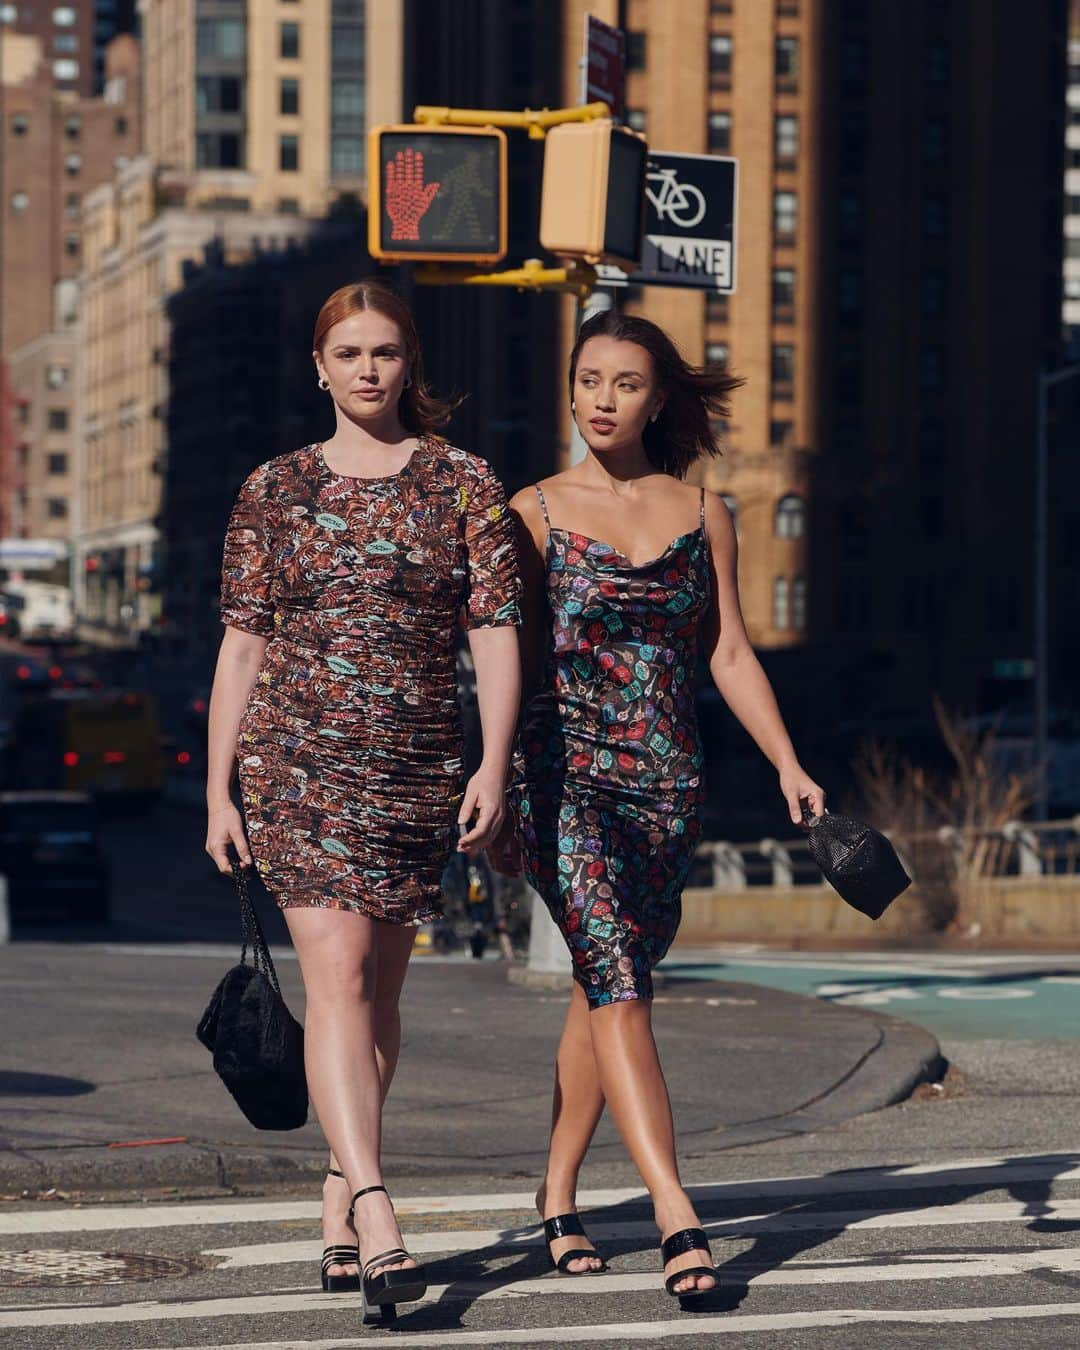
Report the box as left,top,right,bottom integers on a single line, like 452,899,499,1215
493,311,824,1303
205,279,521,1319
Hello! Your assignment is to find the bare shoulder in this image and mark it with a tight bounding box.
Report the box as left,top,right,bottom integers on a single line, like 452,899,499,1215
702,488,737,541
508,482,544,525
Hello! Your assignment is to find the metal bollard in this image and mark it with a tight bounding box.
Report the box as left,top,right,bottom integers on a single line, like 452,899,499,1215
710,842,747,890
1002,820,1043,877
759,838,794,888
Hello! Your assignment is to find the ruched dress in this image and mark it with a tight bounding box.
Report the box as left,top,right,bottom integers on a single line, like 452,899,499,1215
513,485,710,1008
220,438,520,924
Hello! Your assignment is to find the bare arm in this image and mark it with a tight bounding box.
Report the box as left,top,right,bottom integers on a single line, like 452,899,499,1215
458,624,522,855
700,493,825,825
205,626,267,870
508,486,550,699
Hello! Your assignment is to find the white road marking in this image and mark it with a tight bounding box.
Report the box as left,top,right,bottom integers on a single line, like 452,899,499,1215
13,1250,1080,1330
7,1153,1080,1234
148,1304,1080,1349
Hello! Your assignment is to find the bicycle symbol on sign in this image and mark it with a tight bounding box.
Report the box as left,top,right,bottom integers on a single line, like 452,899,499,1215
645,167,707,229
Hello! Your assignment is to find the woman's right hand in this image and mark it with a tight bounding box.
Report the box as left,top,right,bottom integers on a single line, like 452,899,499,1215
205,802,253,874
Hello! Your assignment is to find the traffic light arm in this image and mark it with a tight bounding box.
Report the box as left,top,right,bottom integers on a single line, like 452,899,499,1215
413,257,598,297
413,101,612,141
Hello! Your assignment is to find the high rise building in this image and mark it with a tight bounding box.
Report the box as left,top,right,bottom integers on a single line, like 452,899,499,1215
0,2,95,97
1064,0,1080,345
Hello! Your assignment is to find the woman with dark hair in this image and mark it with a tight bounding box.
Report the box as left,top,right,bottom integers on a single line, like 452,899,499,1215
498,310,824,1304
205,279,521,1322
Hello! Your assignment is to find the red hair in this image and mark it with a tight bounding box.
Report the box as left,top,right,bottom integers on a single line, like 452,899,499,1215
312,279,458,435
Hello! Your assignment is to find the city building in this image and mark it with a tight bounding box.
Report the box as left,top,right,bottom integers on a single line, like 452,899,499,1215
1065,0,1080,345
0,1,96,97
6,324,79,544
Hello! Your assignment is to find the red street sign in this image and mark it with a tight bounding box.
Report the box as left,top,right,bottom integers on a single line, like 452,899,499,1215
583,14,626,122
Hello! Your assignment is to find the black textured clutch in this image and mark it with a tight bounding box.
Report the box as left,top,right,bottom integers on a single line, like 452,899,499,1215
196,864,308,1131
805,810,911,920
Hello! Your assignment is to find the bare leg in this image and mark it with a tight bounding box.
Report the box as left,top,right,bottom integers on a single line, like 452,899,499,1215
537,982,606,1272
323,923,417,1277
588,998,715,1294
286,907,417,1282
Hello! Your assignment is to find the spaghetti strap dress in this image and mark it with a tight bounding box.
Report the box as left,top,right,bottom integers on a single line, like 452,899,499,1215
219,438,521,924
513,484,711,1008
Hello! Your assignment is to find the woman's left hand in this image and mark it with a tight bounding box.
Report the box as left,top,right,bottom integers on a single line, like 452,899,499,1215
457,767,506,856
779,764,826,827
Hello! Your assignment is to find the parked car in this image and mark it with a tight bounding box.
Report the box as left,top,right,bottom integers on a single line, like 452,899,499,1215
0,791,111,923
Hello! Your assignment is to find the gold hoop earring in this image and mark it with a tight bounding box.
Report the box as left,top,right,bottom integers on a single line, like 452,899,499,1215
318,377,329,391
650,410,660,423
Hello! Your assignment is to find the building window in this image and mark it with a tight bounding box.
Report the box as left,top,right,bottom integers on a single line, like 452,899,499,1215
196,76,242,114
770,420,793,448
10,191,29,213
774,190,797,242
841,38,866,92
10,113,28,135
47,408,69,431
278,197,300,214
280,21,300,59
706,342,729,369
920,269,946,316
196,132,242,169
773,577,790,630
775,114,798,165
838,269,863,318
280,77,299,116
331,137,364,175
710,35,733,88
331,21,363,61
708,111,731,153
52,6,77,24
279,134,299,172
65,115,80,140
924,196,947,238
924,118,947,165
47,498,68,520
772,267,796,320
65,152,81,176
115,115,128,136
839,111,865,173
54,33,77,51
919,345,944,391
45,365,69,389
772,343,795,398
64,232,78,257
706,292,729,322
775,494,806,539
626,30,646,70
197,18,245,59
48,453,68,475
792,577,807,630
927,40,949,83
776,36,799,87
52,59,79,81
332,80,363,116
839,190,863,240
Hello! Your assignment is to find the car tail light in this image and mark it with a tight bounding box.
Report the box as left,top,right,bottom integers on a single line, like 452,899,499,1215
48,666,62,680
176,751,191,765
63,751,79,767
102,750,126,765
16,665,30,680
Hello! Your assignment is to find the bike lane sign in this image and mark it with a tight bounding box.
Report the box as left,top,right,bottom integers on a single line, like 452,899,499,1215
598,151,738,293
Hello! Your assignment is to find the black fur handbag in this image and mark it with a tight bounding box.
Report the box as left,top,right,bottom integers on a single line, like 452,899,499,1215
196,864,308,1130
805,809,912,920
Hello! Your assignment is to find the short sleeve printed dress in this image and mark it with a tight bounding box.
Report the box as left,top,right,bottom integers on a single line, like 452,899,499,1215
220,438,521,925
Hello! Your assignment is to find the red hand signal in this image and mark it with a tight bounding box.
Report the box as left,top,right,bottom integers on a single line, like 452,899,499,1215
384,149,440,241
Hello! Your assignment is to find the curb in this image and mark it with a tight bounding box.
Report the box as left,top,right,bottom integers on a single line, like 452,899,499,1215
0,987,943,1199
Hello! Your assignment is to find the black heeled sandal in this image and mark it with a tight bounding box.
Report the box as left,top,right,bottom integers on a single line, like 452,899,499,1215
320,1168,360,1293
543,1213,609,1275
348,1184,427,1326
661,1226,715,1301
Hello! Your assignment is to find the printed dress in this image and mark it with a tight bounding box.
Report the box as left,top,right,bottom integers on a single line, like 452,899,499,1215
514,485,710,1008
220,438,520,924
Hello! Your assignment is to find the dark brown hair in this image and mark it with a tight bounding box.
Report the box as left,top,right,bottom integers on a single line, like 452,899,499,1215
568,310,744,478
312,279,459,435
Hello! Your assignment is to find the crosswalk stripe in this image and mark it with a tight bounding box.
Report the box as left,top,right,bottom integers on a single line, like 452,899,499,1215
6,1153,1080,1235
9,1246,1080,1330
146,1303,1080,1348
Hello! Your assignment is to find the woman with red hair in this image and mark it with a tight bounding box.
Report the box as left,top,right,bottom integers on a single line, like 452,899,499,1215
205,280,521,1323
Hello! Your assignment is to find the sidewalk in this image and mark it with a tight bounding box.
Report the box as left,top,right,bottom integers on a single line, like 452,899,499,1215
0,944,942,1196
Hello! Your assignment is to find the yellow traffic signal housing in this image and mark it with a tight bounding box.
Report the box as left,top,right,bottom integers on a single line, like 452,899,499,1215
540,120,647,269
368,125,508,264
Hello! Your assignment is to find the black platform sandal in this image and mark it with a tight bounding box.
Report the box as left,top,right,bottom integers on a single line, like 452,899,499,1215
348,1184,428,1326
320,1169,360,1293
661,1226,715,1301
543,1213,609,1275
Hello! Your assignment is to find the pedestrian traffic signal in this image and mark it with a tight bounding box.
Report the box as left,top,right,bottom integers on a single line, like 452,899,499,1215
368,125,508,264
540,119,647,269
